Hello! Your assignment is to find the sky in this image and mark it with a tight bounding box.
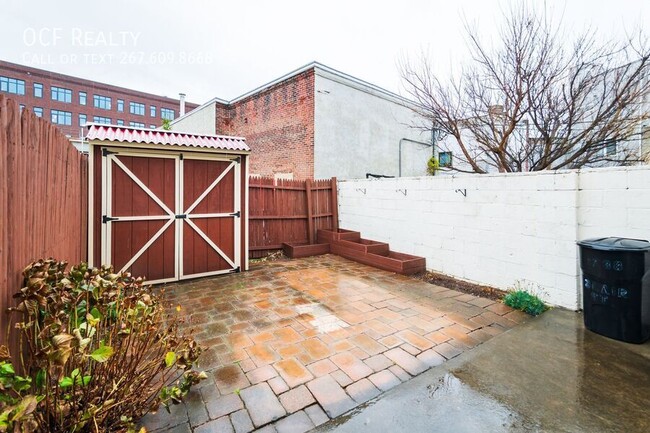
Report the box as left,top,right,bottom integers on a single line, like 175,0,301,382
1,0,647,105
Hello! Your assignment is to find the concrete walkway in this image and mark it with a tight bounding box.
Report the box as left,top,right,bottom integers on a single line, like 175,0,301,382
314,308,650,433
140,255,525,432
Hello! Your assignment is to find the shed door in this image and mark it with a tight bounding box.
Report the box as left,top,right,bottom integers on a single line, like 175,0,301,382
101,149,240,284
181,156,241,278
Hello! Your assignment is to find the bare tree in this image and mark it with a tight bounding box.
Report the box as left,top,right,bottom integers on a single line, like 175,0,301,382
400,3,650,173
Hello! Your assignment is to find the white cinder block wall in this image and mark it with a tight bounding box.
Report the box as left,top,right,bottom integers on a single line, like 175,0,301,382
337,166,650,310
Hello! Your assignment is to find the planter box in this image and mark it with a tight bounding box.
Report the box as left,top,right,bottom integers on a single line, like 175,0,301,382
317,228,361,243
331,242,425,275
282,242,330,259
335,238,390,255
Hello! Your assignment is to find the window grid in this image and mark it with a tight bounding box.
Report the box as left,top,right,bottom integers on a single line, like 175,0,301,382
129,121,145,128
150,105,156,117
79,114,87,126
51,109,72,125
130,102,145,116
51,86,72,103
117,99,124,112
93,116,112,124
116,119,124,126
161,107,175,120
0,76,26,95
33,107,43,117
79,92,87,106
93,94,112,110
34,83,43,98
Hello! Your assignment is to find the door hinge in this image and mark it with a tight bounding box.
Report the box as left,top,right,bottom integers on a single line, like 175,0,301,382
230,266,241,273
102,148,117,157
102,215,119,223
233,156,241,164
175,214,187,219
179,153,184,160
230,211,241,218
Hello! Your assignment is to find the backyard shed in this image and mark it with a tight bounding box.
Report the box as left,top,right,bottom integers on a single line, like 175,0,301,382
86,124,250,284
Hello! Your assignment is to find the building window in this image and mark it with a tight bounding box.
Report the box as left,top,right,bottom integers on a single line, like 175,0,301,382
93,116,111,124
604,140,617,157
93,94,112,110
129,121,145,128
33,107,43,117
51,109,72,125
117,99,124,112
116,119,124,126
79,91,87,105
129,102,145,116
79,114,87,126
439,151,453,167
51,86,72,103
34,83,43,98
150,105,156,117
19,104,25,112
0,76,26,95
149,124,156,129
161,107,175,121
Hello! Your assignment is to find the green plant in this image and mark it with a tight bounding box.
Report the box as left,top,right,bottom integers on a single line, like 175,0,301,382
426,156,440,175
503,289,548,316
161,119,172,130
1,259,205,432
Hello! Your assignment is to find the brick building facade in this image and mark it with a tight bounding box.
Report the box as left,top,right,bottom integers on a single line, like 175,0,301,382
215,70,315,179
0,60,198,138
172,63,430,180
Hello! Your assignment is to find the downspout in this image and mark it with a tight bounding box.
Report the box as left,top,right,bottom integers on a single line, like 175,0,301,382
398,137,435,177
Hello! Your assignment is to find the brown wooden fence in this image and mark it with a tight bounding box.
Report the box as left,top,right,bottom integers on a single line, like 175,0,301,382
0,95,88,352
249,176,338,258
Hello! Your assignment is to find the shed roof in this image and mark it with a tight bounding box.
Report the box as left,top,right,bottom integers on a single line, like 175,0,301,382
85,124,250,152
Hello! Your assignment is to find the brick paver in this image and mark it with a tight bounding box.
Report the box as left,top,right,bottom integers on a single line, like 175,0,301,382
239,383,286,427
144,255,524,432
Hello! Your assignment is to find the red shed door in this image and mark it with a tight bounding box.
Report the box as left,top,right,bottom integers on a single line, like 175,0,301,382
102,151,179,284
101,149,241,284
181,156,241,278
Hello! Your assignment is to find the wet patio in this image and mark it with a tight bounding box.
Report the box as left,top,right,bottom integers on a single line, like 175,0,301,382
141,254,526,433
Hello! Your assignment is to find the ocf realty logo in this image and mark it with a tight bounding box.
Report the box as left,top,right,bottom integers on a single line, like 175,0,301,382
23,27,141,47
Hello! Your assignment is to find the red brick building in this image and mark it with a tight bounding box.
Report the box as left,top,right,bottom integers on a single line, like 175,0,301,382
0,60,198,138
172,63,430,180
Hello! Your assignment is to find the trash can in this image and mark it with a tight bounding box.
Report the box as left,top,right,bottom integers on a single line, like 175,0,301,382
578,237,650,343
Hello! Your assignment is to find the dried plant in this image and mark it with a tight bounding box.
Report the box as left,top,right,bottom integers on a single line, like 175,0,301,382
0,259,205,432
400,2,650,172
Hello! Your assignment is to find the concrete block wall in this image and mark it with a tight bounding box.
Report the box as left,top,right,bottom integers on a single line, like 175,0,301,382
337,166,650,310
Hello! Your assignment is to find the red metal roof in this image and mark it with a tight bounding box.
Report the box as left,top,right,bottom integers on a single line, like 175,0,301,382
86,124,249,152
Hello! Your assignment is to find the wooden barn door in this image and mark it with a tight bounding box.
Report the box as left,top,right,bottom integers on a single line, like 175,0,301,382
180,155,241,279
101,148,240,284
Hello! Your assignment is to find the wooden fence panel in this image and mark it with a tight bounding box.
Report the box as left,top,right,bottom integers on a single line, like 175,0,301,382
0,95,88,353
249,176,338,258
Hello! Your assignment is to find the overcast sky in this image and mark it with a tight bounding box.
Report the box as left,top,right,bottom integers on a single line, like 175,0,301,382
2,0,647,105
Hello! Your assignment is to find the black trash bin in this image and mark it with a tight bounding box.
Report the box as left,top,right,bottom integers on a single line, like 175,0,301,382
578,237,650,343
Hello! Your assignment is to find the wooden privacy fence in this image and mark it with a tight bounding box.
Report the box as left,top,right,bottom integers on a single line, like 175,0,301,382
0,95,88,351
249,176,338,258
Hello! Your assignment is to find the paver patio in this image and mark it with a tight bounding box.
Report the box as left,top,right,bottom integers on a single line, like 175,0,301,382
141,254,526,433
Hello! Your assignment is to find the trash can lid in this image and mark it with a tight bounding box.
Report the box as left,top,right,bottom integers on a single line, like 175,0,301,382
577,237,650,251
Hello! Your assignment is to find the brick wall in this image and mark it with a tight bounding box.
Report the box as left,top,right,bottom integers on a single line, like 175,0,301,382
216,70,315,179
0,60,198,137
337,167,650,310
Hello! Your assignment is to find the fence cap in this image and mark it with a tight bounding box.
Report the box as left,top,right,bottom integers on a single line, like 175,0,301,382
577,237,650,252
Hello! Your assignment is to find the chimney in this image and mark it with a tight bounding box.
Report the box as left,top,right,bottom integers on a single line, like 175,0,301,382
179,93,186,116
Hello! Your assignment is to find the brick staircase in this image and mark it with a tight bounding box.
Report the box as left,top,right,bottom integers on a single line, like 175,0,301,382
282,228,426,275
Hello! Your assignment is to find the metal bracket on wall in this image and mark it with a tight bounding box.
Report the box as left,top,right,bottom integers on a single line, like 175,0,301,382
355,188,367,195
396,189,407,196
455,189,467,197
102,148,117,157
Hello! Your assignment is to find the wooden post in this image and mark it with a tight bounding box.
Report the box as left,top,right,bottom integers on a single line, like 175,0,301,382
330,177,339,230
305,178,314,244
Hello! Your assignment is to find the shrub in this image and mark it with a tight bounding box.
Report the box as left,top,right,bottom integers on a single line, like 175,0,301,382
427,156,440,175
0,259,205,432
503,289,548,316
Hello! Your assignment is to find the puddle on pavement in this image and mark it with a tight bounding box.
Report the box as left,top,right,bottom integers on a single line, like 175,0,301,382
295,303,350,333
